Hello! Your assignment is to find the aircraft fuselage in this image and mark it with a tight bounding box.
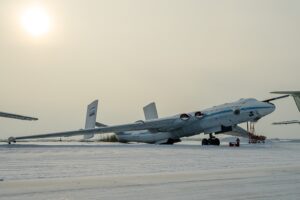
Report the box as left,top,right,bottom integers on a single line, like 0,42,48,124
116,98,275,144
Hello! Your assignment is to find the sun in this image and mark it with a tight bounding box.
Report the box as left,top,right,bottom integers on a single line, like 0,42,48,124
21,5,51,37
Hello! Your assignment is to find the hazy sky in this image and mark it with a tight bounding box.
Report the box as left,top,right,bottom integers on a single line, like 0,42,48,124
0,0,299,139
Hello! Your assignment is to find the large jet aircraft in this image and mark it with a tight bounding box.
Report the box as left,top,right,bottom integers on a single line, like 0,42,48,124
0,111,38,121
7,95,288,145
271,91,300,125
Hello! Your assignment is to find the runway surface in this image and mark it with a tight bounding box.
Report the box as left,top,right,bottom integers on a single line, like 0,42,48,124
1,140,300,200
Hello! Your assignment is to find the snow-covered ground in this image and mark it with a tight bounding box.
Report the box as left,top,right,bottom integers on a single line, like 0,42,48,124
0,140,300,200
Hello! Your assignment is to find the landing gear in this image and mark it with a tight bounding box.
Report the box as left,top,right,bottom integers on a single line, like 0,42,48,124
202,138,209,145
164,138,181,144
7,137,16,145
202,134,220,146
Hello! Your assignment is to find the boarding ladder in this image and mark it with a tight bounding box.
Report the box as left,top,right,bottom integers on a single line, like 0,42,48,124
246,122,266,144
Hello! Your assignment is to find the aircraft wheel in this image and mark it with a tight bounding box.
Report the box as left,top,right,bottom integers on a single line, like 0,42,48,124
208,138,220,146
202,138,209,145
214,138,220,146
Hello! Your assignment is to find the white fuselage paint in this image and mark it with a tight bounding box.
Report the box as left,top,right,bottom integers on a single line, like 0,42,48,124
116,99,275,144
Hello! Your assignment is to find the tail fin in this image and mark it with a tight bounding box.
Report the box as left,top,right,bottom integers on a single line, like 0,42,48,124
83,100,98,139
143,102,158,120
292,95,300,112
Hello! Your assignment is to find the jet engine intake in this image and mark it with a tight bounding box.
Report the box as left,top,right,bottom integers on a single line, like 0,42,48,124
195,111,204,118
180,113,190,121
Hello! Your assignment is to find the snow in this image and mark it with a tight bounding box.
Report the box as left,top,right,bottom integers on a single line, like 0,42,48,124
0,140,300,200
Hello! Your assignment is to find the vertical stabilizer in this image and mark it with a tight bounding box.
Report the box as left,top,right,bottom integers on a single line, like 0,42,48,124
83,100,98,139
292,95,300,112
143,102,158,120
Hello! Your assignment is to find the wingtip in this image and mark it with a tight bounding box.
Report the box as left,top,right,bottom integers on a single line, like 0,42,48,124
27,117,38,121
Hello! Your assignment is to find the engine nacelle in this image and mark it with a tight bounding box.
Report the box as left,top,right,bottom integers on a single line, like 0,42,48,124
195,111,204,118
180,113,190,121
135,120,145,124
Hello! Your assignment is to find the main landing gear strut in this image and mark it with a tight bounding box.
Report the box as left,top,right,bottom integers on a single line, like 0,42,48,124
202,134,220,146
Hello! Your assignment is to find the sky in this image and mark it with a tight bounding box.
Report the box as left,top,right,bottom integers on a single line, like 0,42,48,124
0,0,299,139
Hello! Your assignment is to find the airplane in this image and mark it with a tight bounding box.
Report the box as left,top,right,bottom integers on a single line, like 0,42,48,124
7,95,289,145
0,111,38,121
271,91,300,125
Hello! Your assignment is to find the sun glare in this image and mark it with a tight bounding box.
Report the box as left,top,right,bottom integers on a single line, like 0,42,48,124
21,5,51,37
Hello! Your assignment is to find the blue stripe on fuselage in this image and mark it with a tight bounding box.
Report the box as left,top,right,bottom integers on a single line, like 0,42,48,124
204,106,271,118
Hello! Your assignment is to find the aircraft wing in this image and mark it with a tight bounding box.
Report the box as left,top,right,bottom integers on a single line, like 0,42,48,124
221,125,249,138
10,117,184,141
0,112,38,121
273,120,300,125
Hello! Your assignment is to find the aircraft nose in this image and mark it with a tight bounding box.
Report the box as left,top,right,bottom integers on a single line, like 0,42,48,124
261,102,276,116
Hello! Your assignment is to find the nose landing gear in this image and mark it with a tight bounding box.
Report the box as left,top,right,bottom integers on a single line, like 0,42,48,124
202,134,220,146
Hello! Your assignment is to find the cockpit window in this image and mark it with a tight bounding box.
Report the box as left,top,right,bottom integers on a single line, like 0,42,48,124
241,98,257,104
